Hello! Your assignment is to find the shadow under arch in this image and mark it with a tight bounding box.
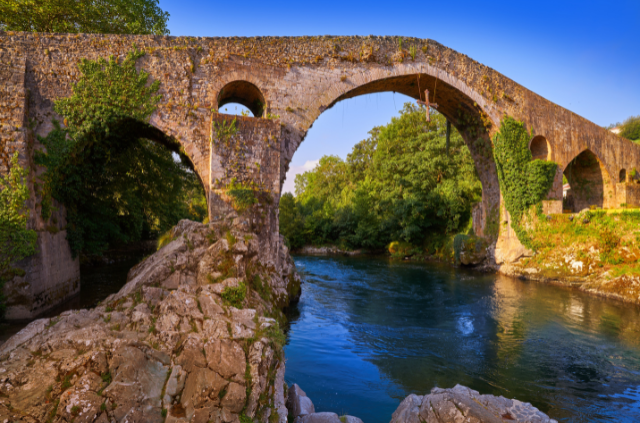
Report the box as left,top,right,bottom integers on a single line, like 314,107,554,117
563,148,614,212
295,73,500,238
53,116,208,205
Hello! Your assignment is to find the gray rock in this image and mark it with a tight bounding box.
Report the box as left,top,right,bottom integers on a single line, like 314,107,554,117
287,383,315,418
294,412,341,423
390,385,557,423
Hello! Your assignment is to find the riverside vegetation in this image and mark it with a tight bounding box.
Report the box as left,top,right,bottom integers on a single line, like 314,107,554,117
279,104,482,257
280,106,640,300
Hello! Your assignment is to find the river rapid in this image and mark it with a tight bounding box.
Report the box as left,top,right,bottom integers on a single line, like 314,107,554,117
284,255,640,423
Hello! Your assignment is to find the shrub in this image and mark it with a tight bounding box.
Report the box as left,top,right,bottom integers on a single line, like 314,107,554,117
221,282,246,308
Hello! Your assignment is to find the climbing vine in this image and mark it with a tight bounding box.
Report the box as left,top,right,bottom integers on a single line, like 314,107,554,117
55,46,161,139
37,46,205,256
0,153,38,317
493,117,558,249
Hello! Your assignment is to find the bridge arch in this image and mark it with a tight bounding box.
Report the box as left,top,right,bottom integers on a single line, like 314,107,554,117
529,135,550,161
286,70,501,238
563,148,614,212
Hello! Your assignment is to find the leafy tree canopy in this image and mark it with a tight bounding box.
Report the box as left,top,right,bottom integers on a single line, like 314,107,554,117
280,104,482,251
619,115,640,142
0,0,169,35
37,48,205,257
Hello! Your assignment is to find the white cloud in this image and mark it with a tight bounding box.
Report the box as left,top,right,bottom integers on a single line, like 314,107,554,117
282,159,319,194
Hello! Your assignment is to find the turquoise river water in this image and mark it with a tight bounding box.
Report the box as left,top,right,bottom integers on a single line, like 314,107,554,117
284,255,640,423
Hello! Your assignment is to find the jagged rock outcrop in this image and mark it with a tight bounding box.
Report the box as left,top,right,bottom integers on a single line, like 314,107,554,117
0,219,300,423
390,385,556,423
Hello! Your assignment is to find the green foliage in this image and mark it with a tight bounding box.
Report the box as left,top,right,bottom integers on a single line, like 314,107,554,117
221,281,246,308
212,118,238,147
279,193,305,250
0,153,38,317
226,179,257,213
250,274,272,301
619,115,640,142
36,48,206,256
156,229,175,251
280,104,482,251
55,47,162,138
492,116,558,248
0,0,170,35
528,210,640,274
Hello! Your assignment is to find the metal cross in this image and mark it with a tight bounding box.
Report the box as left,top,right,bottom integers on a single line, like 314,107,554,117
416,89,438,122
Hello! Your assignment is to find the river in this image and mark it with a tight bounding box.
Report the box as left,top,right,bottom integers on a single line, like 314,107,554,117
2,253,640,422
284,255,640,423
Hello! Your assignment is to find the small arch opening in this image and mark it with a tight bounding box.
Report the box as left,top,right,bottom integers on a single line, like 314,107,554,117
563,149,613,212
529,135,550,161
217,81,265,117
619,169,627,183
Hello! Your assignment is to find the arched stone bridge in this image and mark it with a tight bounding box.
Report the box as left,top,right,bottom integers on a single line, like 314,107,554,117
2,32,639,318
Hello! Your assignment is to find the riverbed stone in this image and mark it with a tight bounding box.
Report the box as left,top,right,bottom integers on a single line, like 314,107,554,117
0,219,297,422
287,383,315,418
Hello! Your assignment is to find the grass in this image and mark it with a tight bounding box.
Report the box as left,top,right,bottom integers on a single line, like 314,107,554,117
525,210,640,274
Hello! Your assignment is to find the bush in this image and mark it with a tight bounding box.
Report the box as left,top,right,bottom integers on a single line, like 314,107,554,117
221,282,246,308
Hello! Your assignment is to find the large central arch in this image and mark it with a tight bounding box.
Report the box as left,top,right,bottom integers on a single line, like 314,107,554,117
291,72,501,240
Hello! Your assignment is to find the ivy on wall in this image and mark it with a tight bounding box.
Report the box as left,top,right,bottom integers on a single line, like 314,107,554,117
0,153,38,316
492,117,558,249
37,47,206,256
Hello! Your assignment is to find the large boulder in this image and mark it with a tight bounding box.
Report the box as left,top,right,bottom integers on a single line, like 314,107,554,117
390,385,557,423
0,219,296,423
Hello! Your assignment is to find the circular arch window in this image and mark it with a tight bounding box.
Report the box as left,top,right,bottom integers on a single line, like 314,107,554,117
217,81,265,117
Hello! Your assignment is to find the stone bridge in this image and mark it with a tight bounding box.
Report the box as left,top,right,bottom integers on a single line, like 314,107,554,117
2,32,640,319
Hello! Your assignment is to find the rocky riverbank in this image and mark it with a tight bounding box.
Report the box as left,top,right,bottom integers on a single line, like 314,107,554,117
285,382,557,423
295,246,364,256
0,219,300,423
0,218,566,423
495,210,640,306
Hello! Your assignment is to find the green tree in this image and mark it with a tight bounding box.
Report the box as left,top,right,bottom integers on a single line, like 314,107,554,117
0,0,169,35
37,48,205,256
0,153,38,317
279,103,482,251
619,115,640,142
279,193,305,250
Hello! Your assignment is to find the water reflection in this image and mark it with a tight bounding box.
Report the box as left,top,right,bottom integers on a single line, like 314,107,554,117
284,256,640,423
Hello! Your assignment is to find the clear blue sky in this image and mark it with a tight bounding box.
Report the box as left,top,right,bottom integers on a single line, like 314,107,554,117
162,0,640,192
